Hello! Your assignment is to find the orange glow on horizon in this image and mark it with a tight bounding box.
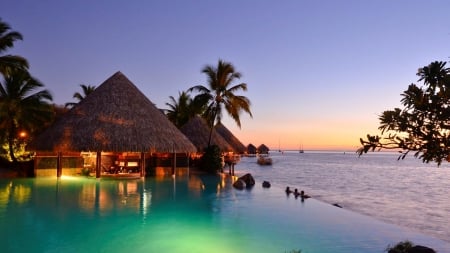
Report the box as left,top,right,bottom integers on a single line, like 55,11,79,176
224,118,380,152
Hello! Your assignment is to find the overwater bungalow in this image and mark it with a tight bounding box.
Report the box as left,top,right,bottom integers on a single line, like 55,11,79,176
180,116,242,174
28,72,197,178
180,116,233,153
214,122,246,154
257,144,270,155
246,143,257,156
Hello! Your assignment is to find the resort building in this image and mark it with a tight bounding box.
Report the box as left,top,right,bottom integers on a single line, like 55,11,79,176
246,143,257,156
29,72,197,178
180,116,242,175
214,122,246,154
180,115,234,153
257,144,270,154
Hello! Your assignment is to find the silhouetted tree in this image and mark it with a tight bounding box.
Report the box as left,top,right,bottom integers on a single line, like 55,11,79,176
188,60,252,146
358,61,450,165
0,18,28,76
0,70,53,162
65,84,96,108
165,91,204,128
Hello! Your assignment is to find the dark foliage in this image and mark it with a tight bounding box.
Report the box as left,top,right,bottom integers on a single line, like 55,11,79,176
199,145,222,173
358,61,450,165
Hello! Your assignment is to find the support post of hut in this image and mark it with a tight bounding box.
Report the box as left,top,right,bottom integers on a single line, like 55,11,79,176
34,154,38,178
187,153,190,175
140,152,145,178
228,163,235,176
56,152,62,178
172,151,176,176
96,151,101,178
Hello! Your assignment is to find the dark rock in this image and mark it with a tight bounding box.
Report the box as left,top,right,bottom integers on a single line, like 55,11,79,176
238,173,255,188
408,245,436,253
262,181,271,188
332,203,342,208
233,179,245,190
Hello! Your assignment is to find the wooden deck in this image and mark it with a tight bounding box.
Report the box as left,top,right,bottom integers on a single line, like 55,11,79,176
100,173,142,179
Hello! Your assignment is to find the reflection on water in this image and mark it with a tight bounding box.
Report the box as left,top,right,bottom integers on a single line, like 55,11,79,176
235,152,450,243
4,173,446,253
0,181,32,217
4,174,233,220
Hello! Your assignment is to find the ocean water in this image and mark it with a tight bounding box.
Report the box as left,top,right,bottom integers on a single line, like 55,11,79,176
236,151,450,244
1,153,450,253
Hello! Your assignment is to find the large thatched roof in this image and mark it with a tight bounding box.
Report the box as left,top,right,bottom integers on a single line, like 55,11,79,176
180,116,233,152
214,122,246,154
29,71,197,153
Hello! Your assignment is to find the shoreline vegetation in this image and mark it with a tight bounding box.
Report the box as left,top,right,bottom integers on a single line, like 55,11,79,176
0,159,34,178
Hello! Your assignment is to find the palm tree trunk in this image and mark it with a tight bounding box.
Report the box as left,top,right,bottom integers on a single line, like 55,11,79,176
207,105,219,147
8,135,17,163
7,122,18,163
207,115,214,147
207,126,213,148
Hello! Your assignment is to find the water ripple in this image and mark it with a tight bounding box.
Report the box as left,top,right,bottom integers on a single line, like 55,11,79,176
236,151,450,243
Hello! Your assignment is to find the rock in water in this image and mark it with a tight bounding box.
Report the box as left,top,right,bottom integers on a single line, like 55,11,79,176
408,245,436,253
239,173,255,188
262,181,271,188
233,179,245,190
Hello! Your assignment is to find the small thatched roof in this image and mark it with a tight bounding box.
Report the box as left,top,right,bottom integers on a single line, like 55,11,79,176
29,71,197,153
257,144,270,154
247,143,257,154
214,122,246,154
180,116,233,152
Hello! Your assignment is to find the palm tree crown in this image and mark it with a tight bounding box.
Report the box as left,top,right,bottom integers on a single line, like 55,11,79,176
65,84,96,108
189,60,252,146
165,91,203,128
0,18,28,76
0,70,53,162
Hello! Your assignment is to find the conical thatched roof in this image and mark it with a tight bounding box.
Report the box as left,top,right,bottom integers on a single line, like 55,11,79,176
257,144,270,154
180,116,233,152
247,143,257,154
29,71,197,153
214,122,246,154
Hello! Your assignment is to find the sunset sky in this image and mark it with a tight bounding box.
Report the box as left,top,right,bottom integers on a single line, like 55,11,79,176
3,0,449,151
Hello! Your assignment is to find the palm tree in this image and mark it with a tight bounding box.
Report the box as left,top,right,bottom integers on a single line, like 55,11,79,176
0,70,53,162
65,84,96,108
188,60,252,146
165,91,201,128
0,18,28,76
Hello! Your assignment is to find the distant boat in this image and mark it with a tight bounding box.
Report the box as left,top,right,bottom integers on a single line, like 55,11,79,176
257,155,272,165
299,144,304,153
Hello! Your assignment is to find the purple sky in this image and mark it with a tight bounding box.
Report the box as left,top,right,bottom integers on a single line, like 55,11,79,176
3,0,450,150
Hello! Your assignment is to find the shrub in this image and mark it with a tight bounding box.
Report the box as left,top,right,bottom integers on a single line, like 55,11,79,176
81,168,91,176
199,145,222,173
385,240,413,253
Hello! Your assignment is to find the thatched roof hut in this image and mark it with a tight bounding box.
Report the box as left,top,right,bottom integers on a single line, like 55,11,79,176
257,144,270,154
247,143,257,154
180,116,233,152
29,71,197,153
214,122,246,154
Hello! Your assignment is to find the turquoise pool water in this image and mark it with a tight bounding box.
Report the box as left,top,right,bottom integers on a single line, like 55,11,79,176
1,175,449,253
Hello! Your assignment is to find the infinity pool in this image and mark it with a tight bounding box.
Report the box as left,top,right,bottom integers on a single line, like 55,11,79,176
1,175,448,253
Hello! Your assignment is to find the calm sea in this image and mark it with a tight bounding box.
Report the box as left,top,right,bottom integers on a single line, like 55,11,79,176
236,151,450,243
